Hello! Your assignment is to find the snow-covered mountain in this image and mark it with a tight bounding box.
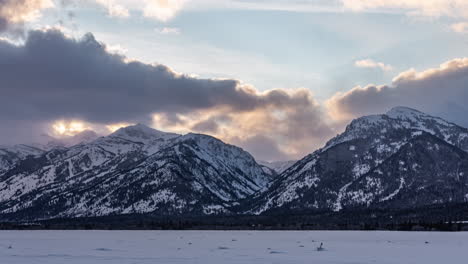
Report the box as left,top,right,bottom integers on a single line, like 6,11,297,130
0,124,272,220
2,107,468,221
35,130,100,150
247,107,468,214
0,130,100,174
0,145,45,174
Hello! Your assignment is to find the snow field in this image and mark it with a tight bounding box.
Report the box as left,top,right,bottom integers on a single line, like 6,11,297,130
0,230,467,264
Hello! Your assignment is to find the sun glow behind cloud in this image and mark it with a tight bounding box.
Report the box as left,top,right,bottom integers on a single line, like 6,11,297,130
52,120,90,137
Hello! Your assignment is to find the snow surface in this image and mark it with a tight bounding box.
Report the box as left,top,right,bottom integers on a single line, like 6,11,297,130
0,231,466,264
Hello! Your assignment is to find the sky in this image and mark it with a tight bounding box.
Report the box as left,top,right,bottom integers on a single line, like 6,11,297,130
1,0,468,161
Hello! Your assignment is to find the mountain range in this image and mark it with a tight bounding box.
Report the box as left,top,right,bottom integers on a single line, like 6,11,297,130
1,107,468,221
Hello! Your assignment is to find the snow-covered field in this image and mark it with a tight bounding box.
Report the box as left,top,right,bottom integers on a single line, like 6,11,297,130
0,230,466,264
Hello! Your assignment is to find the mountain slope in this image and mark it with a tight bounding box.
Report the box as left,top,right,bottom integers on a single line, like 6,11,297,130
0,145,45,174
0,125,271,220
248,107,468,214
2,107,467,220
340,133,468,209
0,130,100,174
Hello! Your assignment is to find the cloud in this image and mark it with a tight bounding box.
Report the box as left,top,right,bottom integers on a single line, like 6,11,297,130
157,27,181,34
3,28,468,161
143,0,188,22
232,135,289,162
327,58,468,127
203,0,343,13
191,118,220,133
151,88,334,160
89,0,186,21
205,0,468,19
0,0,54,33
451,22,468,33
355,59,393,72
105,43,128,55
342,0,468,19
0,29,254,123
94,0,130,18
0,29,332,160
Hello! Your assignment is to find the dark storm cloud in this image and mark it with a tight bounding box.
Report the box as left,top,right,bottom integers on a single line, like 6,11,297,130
0,29,268,123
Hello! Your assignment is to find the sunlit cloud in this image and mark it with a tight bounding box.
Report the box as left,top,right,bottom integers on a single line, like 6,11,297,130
451,22,468,34
0,36,18,45
143,0,188,22
51,120,91,137
105,43,128,55
150,88,333,160
355,59,393,72
0,0,54,23
0,0,54,32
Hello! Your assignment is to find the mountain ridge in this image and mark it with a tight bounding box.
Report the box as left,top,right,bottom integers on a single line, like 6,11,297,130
246,106,468,214
0,124,272,220
1,107,468,221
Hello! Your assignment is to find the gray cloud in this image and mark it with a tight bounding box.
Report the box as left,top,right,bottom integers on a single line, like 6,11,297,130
232,135,289,162
0,29,262,123
191,118,220,133
327,58,468,127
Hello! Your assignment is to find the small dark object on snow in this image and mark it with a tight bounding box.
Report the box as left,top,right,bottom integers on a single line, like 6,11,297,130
8,245,12,249
188,242,192,245
269,250,284,254
317,242,324,251
425,241,430,244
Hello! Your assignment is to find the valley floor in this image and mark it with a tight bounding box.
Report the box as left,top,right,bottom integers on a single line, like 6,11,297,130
0,230,466,264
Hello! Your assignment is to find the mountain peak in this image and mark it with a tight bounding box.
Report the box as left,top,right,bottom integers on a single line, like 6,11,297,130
324,106,467,153
113,123,156,135
111,123,179,142
386,106,426,119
